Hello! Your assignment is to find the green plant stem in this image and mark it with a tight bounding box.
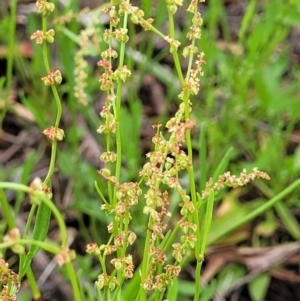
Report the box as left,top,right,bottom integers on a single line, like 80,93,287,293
186,37,196,80
0,182,30,192
66,261,82,301
0,239,60,253
19,203,37,277
171,50,185,87
182,89,200,262
42,194,68,248
114,1,129,201
199,124,207,191
105,134,113,203
167,6,202,300
26,267,41,301
195,190,215,300
139,219,152,301
42,17,51,73
51,85,63,129
44,140,57,185
208,177,300,245
41,15,62,185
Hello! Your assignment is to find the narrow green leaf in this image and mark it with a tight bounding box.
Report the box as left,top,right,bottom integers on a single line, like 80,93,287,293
239,0,257,42
275,201,300,240
20,202,51,278
199,123,207,191
0,188,15,229
166,277,178,301
200,190,214,255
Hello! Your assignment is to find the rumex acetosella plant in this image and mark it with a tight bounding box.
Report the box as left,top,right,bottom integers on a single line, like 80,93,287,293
0,1,272,301
86,1,270,301
0,1,78,300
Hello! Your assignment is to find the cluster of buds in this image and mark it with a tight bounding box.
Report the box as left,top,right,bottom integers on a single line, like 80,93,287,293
102,4,120,27
166,0,183,15
96,273,118,291
97,93,117,134
41,70,62,86
119,2,154,31
111,255,134,279
0,259,19,301
202,168,271,199
3,228,24,254
53,7,90,25
187,12,202,40
164,36,181,53
86,248,134,289
96,4,133,136
143,190,171,241
43,126,64,141
29,177,52,197
31,1,56,44
31,29,55,44
185,51,205,95
31,1,65,143
98,180,142,227
97,168,117,185
180,3,206,96
56,248,76,266
138,113,198,291
100,151,117,163
97,58,131,91
74,26,99,105
170,219,198,262
114,230,136,248
87,179,140,289
36,0,55,16
143,263,181,292
153,264,181,292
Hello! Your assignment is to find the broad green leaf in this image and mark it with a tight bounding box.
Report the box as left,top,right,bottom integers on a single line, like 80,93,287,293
248,272,271,301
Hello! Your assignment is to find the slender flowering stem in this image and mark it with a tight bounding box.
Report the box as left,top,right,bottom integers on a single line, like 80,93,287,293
114,0,130,202
41,15,62,185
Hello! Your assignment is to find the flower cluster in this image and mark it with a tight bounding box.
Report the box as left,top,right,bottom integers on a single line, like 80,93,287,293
138,101,199,291
31,29,55,44
53,7,90,25
30,1,56,43
86,240,136,289
3,228,24,255
143,263,181,293
56,248,76,266
31,0,64,143
41,70,62,86
105,181,141,221
0,259,19,301
119,2,154,31
43,126,64,141
36,0,54,16
111,255,134,278
166,0,183,15
96,273,118,291
87,0,271,299
74,26,100,105
202,168,271,199
87,177,141,290
96,4,133,135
